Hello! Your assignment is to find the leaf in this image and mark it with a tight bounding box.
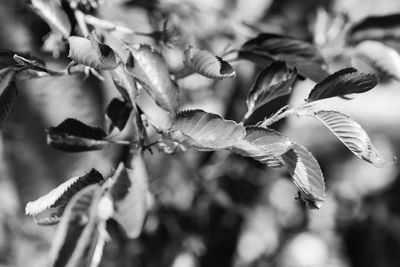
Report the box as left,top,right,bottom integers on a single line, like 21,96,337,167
47,118,108,152
351,40,400,81
0,69,17,129
231,126,292,164
68,33,120,70
346,13,400,45
106,98,133,131
49,184,100,267
110,65,138,102
246,61,297,115
304,110,395,167
125,44,179,112
239,33,329,82
307,68,378,102
30,0,71,38
281,143,326,209
167,109,246,151
183,46,235,79
25,169,104,225
111,156,148,239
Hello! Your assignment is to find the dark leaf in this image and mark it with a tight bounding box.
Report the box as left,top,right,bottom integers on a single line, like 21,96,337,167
167,109,246,151
125,44,179,112
307,68,377,102
106,98,133,131
0,69,17,129
68,33,120,70
47,118,108,152
25,169,105,225
183,46,235,79
305,110,395,167
281,143,326,209
239,33,329,82
246,61,297,116
111,157,148,238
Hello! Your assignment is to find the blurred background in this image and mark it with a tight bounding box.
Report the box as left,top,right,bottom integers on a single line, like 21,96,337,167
1,0,400,266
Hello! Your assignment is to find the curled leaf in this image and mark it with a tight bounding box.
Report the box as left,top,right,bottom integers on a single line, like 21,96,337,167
25,169,104,225
183,46,235,79
281,143,326,209
307,68,378,102
110,65,138,102
305,110,395,167
239,33,329,82
167,109,246,151
0,69,17,129
47,118,108,152
125,44,179,112
246,61,297,116
68,33,120,70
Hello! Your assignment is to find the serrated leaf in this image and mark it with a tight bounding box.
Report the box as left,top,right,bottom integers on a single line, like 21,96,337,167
281,143,325,209
183,46,235,79
25,169,104,225
305,110,395,167
347,13,400,45
246,61,297,115
239,33,329,82
30,0,71,38
111,157,148,239
110,65,138,102
351,40,400,81
47,118,108,152
231,126,292,164
106,98,132,131
0,69,17,129
49,184,100,267
167,109,246,151
307,68,378,102
68,33,120,70
125,44,179,112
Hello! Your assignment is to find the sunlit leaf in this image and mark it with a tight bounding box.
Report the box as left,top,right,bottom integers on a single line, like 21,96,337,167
304,110,395,167
346,13,400,45
30,0,71,38
125,44,179,112
183,46,235,79
68,33,120,70
281,143,326,209
25,169,104,225
110,64,138,102
106,98,132,131
246,61,297,115
0,69,17,129
231,126,292,164
47,118,108,152
351,40,400,81
167,109,246,151
239,33,329,82
307,68,377,102
111,156,148,238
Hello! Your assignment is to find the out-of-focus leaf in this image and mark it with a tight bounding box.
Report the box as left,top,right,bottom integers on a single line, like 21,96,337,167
111,156,148,238
246,61,297,115
307,68,377,102
30,0,71,38
304,110,395,167
239,33,329,82
0,69,17,129
25,169,104,225
183,46,235,79
68,33,120,70
167,109,246,151
110,65,138,102
49,185,100,267
47,118,108,152
106,98,132,131
346,13,400,45
125,44,179,112
351,40,400,81
281,143,325,209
